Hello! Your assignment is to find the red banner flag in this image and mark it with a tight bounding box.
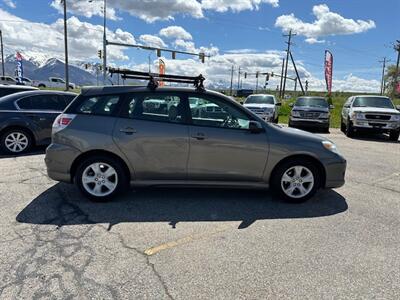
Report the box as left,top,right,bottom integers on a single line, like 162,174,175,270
159,59,165,87
324,50,333,95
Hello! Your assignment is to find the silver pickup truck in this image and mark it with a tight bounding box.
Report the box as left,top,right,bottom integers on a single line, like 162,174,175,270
341,95,400,141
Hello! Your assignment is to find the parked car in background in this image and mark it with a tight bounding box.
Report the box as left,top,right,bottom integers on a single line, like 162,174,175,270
0,90,77,154
34,77,76,89
341,95,400,141
14,77,33,86
289,96,332,132
0,85,38,98
45,85,346,203
0,76,17,85
243,94,281,123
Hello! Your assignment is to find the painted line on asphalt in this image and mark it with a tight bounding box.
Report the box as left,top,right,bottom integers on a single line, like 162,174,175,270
144,224,233,256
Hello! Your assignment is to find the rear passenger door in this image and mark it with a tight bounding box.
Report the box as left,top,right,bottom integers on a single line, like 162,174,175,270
17,94,66,143
113,92,190,180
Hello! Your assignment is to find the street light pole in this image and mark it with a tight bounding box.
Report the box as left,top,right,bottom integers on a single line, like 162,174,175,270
103,0,107,85
0,30,5,77
62,0,70,91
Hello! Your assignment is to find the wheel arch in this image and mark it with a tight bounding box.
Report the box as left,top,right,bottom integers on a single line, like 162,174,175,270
269,154,326,188
70,149,131,183
0,125,36,146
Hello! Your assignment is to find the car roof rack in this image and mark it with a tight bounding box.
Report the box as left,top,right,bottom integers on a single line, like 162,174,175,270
108,68,205,91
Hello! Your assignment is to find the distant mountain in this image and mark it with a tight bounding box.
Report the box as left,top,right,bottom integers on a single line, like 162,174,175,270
3,55,98,86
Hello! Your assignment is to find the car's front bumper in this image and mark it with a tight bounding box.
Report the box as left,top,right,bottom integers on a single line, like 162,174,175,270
289,117,330,128
324,155,347,189
45,143,81,183
352,119,400,131
252,113,274,122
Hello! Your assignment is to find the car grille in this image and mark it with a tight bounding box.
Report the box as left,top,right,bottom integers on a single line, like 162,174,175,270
365,114,391,121
299,111,320,119
247,107,265,114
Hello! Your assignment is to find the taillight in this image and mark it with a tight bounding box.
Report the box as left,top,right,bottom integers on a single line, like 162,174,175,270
52,113,76,134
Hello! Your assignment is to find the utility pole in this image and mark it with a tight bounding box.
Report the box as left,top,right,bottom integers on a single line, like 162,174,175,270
394,40,400,93
379,57,389,95
229,65,234,96
61,0,69,91
0,30,4,76
282,30,296,99
255,71,259,93
103,0,107,85
289,51,305,95
237,66,241,90
279,58,285,98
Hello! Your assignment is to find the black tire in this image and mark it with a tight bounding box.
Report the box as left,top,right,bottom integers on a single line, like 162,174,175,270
274,116,279,124
69,85,74,90
75,155,128,202
0,128,33,154
340,118,346,133
38,84,46,88
271,159,321,203
389,130,400,141
323,126,330,133
345,119,354,137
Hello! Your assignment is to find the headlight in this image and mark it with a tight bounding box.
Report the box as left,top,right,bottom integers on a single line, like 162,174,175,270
322,141,338,153
393,115,400,121
351,112,364,119
263,107,273,114
319,113,329,118
291,111,301,117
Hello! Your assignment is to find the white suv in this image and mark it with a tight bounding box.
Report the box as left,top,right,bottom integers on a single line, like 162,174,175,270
341,95,400,141
243,94,281,123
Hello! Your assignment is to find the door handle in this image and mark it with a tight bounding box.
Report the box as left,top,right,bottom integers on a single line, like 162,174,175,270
191,132,206,140
120,127,137,134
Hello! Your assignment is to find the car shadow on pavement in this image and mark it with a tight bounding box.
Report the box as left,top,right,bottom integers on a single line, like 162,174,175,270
0,146,46,159
349,132,399,143
17,183,348,229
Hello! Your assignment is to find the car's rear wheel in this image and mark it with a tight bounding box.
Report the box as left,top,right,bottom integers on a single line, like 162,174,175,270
389,129,400,141
0,128,33,154
340,118,346,132
271,159,320,203
75,155,127,201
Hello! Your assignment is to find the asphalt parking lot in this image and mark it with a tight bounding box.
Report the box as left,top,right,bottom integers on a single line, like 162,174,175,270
0,129,399,299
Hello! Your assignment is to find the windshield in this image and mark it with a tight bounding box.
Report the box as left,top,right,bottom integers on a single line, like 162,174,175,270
295,97,328,108
245,95,274,104
353,97,394,109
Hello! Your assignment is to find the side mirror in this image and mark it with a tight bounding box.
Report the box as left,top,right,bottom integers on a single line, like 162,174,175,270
240,101,244,105
249,121,265,134
289,103,294,108
329,104,334,109
276,102,282,106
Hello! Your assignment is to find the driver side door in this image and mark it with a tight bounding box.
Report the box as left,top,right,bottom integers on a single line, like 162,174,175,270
187,94,269,182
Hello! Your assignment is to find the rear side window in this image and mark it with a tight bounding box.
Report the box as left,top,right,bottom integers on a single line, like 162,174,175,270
125,93,186,124
17,95,66,111
74,95,121,116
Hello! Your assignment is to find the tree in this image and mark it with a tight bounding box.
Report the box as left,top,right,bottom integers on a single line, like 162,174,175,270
384,65,400,97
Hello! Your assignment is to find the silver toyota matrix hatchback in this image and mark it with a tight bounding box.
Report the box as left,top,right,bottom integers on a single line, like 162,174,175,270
45,70,346,203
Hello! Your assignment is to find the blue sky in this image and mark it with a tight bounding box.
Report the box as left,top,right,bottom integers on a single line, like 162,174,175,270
0,0,399,91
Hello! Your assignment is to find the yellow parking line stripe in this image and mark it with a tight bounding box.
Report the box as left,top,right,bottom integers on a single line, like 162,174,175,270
144,224,233,256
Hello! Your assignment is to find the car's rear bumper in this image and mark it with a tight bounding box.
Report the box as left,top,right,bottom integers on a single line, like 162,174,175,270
289,118,329,128
324,156,347,189
45,143,81,183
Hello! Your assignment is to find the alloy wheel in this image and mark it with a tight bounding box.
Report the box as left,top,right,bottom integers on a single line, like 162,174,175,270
81,162,119,197
4,132,29,153
280,165,314,199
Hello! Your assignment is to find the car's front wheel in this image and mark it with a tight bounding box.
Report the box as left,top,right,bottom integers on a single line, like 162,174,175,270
75,155,127,201
0,128,33,154
345,118,354,137
271,159,320,203
389,129,400,141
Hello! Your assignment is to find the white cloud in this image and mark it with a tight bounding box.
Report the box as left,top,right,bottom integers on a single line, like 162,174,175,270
159,26,192,40
226,49,258,54
3,0,16,9
51,0,203,23
0,9,135,62
173,39,219,57
139,34,166,48
275,4,376,43
202,0,279,12
305,38,325,44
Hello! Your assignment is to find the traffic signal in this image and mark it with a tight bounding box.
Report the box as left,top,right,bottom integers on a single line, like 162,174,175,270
266,73,270,81
271,72,274,77
199,52,205,63
244,72,247,79
256,71,259,78
97,50,102,59
172,51,176,59
84,63,89,69
157,49,161,57
305,80,309,91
